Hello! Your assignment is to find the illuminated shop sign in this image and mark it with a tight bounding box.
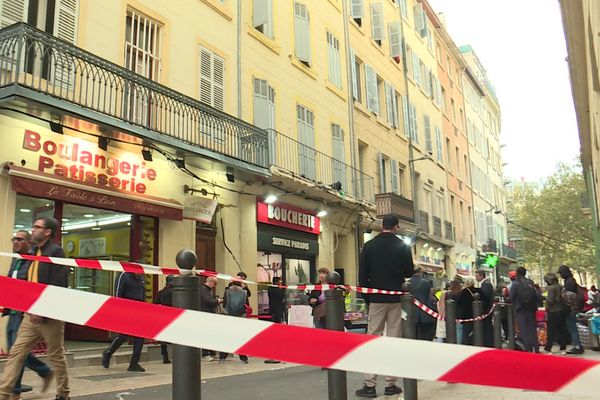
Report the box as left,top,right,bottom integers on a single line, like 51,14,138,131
256,201,320,235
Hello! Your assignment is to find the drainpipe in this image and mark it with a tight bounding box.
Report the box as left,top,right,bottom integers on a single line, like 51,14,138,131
341,0,358,195
237,0,242,118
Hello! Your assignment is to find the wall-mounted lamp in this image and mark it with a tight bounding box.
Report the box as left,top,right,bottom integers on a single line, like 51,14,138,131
316,210,328,218
409,153,433,164
49,121,64,135
226,166,235,183
436,247,443,251
264,194,278,204
141,148,153,162
98,137,109,151
174,158,186,169
183,184,209,196
423,243,429,248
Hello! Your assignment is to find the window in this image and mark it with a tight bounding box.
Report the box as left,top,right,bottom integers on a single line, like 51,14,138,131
435,127,443,162
350,0,363,25
391,159,399,194
378,152,388,193
399,0,408,19
409,103,418,142
441,87,447,113
199,46,225,111
451,98,456,122
398,165,406,196
332,124,346,190
388,21,402,59
351,50,363,102
370,2,384,45
125,9,162,124
294,2,311,66
385,82,398,128
413,2,425,34
253,78,275,163
297,104,316,180
365,64,379,114
327,31,342,88
253,0,273,38
406,46,413,79
401,95,409,137
424,115,432,153
446,138,452,171
455,146,460,176
412,53,421,86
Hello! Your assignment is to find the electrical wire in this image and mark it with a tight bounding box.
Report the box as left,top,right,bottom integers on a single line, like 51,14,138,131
507,220,593,250
218,207,244,274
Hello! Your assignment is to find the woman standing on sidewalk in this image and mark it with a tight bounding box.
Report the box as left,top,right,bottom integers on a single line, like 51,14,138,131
543,273,568,354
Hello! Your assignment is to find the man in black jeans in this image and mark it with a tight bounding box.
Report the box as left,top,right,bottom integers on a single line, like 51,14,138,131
102,271,146,372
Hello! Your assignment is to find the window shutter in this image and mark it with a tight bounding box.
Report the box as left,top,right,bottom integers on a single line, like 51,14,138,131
370,2,384,41
0,0,27,28
424,115,432,152
213,54,225,111
327,32,341,88
253,79,276,164
350,49,359,100
391,90,398,128
413,3,425,32
377,151,385,193
410,104,418,143
402,95,409,136
399,0,408,18
391,159,399,194
200,47,213,106
332,124,346,189
253,0,269,27
412,54,420,85
52,0,78,90
388,21,402,58
435,127,443,162
385,82,393,125
294,2,311,65
365,64,378,114
350,0,363,19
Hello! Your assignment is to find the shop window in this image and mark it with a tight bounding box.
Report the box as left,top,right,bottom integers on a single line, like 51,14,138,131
257,251,283,315
13,195,55,234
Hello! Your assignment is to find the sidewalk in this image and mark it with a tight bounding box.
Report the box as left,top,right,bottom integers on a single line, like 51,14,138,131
14,348,600,399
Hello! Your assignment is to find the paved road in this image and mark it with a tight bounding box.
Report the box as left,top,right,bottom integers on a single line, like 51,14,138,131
72,366,369,400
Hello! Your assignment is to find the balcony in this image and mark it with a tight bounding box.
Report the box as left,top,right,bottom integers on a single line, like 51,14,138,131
433,216,442,237
0,23,269,173
375,192,414,222
444,220,454,241
501,244,518,261
270,130,375,203
419,210,429,234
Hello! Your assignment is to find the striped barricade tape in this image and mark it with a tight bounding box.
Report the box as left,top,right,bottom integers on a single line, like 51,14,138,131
412,299,496,323
0,275,599,395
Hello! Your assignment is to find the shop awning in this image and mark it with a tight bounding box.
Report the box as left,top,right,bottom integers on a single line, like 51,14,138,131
6,165,183,220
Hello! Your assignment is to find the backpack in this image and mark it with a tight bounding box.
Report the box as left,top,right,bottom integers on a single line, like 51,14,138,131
517,279,538,311
225,287,247,316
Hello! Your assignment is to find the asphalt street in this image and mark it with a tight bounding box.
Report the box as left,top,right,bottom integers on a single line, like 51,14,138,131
72,366,370,400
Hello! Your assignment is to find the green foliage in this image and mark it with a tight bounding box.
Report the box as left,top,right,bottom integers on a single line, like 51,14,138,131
509,162,594,277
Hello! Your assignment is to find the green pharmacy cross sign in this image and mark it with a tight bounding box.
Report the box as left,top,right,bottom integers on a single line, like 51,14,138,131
480,253,499,268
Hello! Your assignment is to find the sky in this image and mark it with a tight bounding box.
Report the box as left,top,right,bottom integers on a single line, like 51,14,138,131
429,0,580,182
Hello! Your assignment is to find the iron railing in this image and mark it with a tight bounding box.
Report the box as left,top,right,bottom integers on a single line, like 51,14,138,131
444,220,454,241
433,216,442,237
0,23,269,168
269,129,375,203
419,210,429,234
501,244,517,260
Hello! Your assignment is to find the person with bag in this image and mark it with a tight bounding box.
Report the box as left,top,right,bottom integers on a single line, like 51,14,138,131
309,267,330,329
558,264,585,354
221,281,249,363
200,276,223,362
543,273,568,354
456,277,479,345
509,267,539,353
154,275,174,364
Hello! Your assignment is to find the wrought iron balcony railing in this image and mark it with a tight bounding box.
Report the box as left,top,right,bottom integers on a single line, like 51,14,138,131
269,129,375,203
0,23,269,169
374,192,414,222
501,244,518,260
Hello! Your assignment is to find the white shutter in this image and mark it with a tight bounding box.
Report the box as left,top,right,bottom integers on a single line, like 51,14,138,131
52,0,78,91
391,159,399,194
435,127,443,162
213,54,225,111
402,95,409,136
350,0,363,19
413,3,425,32
424,115,432,152
370,2,384,41
327,32,341,88
412,54,420,85
385,82,394,125
410,104,418,142
391,89,398,128
399,0,408,18
199,47,225,111
0,0,27,28
294,2,311,65
332,125,346,188
365,64,378,114
253,0,269,27
388,21,402,58
350,48,359,100
200,47,213,106
377,151,385,193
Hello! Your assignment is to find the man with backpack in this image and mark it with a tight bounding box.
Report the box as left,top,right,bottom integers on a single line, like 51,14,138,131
221,281,249,363
509,267,539,353
558,265,585,354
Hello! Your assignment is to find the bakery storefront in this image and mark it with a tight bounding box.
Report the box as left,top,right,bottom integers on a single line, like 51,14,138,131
255,200,320,317
0,114,186,341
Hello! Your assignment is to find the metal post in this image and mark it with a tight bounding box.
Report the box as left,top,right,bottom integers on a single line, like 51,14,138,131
445,299,457,344
506,303,516,350
172,250,201,400
493,297,503,349
472,293,483,347
325,272,347,400
401,283,417,400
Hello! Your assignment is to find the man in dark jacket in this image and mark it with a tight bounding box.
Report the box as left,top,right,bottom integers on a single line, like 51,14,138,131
154,276,174,363
3,230,51,398
0,217,70,400
200,276,224,362
356,215,414,398
558,264,584,354
509,267,539,353
268,277,286,323
410,268,436,341
102,271,147,372
475,270,495,347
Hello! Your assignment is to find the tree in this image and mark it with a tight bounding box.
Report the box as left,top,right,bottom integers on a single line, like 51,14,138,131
508,162,595,283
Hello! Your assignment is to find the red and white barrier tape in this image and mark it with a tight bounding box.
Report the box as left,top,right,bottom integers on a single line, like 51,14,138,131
0,276,599,395
413,299,496,323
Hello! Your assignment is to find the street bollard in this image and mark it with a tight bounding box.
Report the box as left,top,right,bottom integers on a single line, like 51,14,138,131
492,297,503,349
506,303,516,350
400,282,418,400
472,293,483,347
325,271,347,400
172,249,201,400
445,299,457,344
